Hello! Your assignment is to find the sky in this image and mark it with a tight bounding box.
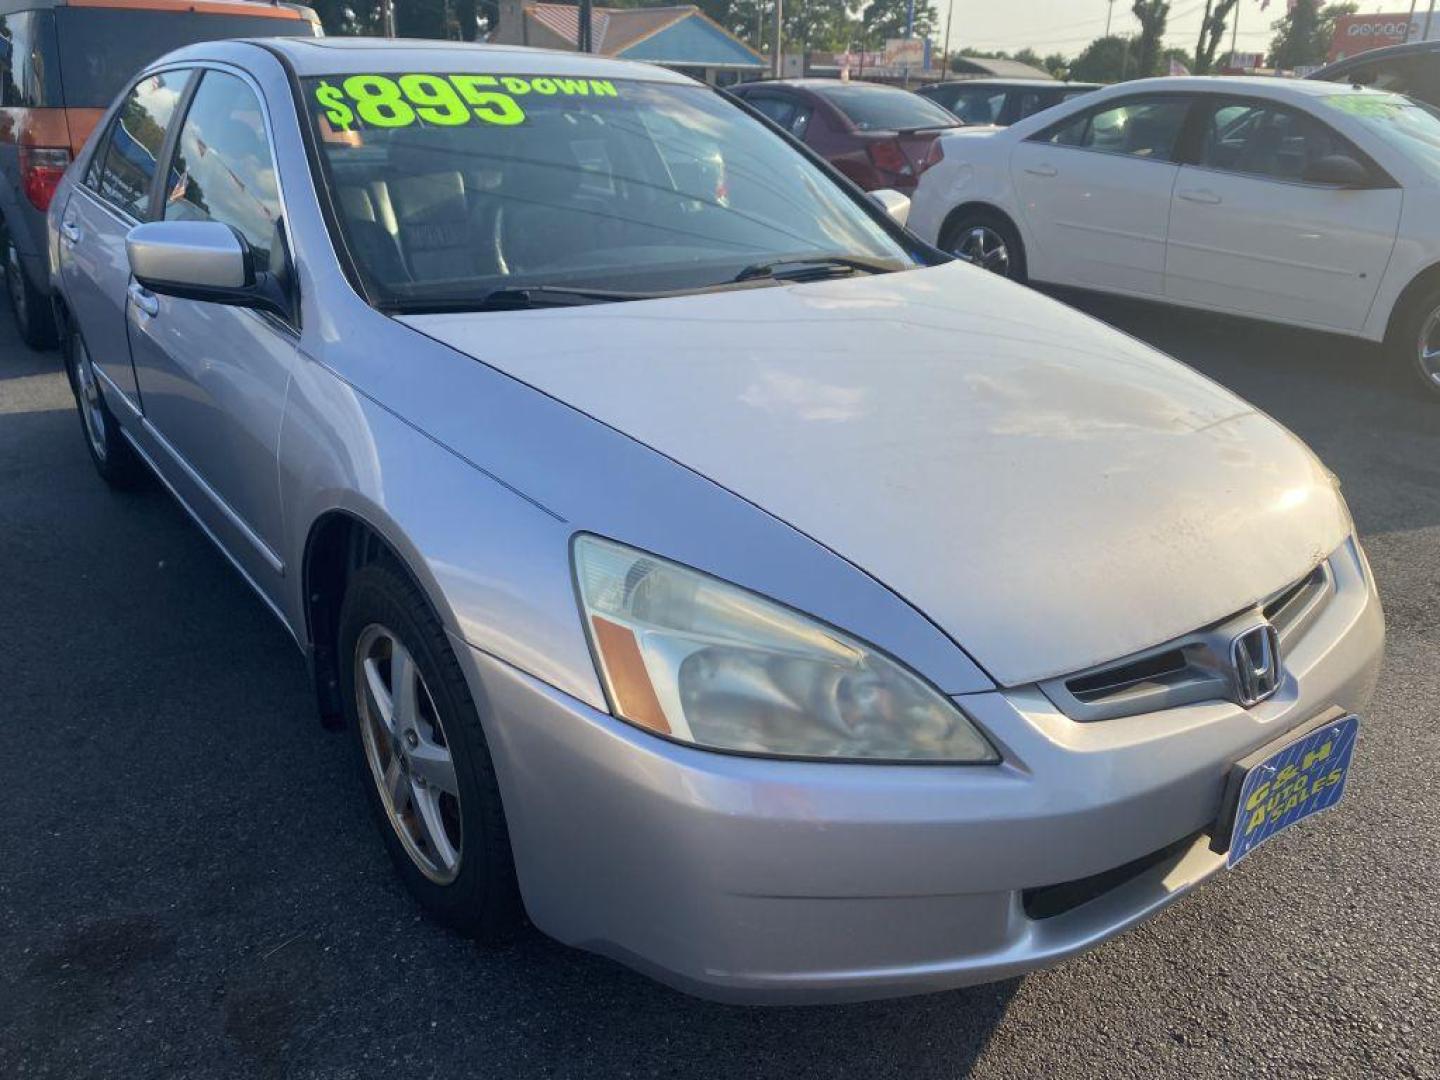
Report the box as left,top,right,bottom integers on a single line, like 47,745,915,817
939,0,1405,59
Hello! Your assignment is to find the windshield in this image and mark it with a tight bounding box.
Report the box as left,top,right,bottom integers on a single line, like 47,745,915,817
301,72,915,310
812,83,960,132
54,8,314,107
1321,92,1440,179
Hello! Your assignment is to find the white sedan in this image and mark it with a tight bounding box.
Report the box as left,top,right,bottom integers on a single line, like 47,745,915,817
908,76,1440,397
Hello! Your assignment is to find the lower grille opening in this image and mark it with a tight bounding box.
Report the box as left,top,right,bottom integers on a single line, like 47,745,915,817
1021,833,1198,920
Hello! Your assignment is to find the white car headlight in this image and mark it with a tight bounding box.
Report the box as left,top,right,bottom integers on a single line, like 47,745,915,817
573,535,998,763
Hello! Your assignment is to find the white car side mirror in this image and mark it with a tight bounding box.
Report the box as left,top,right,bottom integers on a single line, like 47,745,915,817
868,188,911,228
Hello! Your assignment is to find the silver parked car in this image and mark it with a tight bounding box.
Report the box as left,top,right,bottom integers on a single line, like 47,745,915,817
51,37,1384,1004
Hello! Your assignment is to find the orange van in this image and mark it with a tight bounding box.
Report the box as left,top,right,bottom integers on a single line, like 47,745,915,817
0,0,318,345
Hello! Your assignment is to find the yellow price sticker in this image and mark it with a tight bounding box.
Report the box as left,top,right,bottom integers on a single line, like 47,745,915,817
311,73,620,131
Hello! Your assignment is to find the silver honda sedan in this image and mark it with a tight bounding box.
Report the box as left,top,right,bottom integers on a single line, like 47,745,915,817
50,37,1384,1003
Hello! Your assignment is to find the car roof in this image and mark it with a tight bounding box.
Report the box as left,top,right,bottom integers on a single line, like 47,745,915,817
1311,38,1440,80
0,0,312,14
739,78,912,92
1092,74,1401,102
249,36,695,83
924,79,1097,90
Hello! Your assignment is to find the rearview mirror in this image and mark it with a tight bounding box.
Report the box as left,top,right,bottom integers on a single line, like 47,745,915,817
126,220,290,320
868,188,911,228
1302,154,1371,188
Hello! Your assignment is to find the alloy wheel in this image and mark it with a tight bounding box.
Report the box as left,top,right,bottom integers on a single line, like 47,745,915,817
1419,304,1440,391
72,336,108,462
953,225,1011,277
355,624,463,884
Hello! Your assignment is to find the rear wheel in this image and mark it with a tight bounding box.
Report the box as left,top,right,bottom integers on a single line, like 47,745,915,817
65,325,145,488
942,209,1027,283
339,561,522,939
5,233,56,349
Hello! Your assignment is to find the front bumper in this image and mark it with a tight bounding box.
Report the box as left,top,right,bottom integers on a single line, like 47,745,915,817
456,540,1383,1004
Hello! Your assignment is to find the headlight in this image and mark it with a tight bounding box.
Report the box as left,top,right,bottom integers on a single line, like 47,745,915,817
573,535,998,763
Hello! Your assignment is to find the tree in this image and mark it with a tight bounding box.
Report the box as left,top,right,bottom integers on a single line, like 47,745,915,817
862,0,938,44
1131,0,1169,78
1042,52,1069,79
1069,35,1135,83
1162,45,1193,74
1270,1,1358,71
1194,0,1239,74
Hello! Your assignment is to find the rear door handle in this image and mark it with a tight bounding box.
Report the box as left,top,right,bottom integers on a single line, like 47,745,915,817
1024,164,1058,177
1178,189,1222,205
128,282,159,318
60,219,81,246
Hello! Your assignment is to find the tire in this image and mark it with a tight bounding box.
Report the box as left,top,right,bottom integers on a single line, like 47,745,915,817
1390,281,1440,400
338,560,522,940
942,209,1028,283
64,324,146,488
5,232,57,349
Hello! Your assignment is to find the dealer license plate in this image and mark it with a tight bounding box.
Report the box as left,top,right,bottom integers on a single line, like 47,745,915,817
1217,713,1360,869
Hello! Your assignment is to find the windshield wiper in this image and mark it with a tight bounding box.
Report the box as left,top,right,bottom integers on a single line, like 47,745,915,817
730,255,901,284
386,284,662,314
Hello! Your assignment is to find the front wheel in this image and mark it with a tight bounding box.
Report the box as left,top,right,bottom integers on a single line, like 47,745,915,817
1393,284,1440,400
942,210,1027,283
339,561,522,939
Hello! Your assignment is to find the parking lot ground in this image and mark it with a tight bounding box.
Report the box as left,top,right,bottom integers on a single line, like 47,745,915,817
1,293,1438,1080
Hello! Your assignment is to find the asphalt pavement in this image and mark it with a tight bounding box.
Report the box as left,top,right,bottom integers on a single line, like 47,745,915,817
1,292,1437,1080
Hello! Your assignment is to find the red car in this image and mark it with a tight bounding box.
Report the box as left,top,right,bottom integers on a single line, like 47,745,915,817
729,79,960,194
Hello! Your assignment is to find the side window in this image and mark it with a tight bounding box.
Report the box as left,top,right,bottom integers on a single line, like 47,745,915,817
94,69,187,219
953,89,1006,126
1197,101,1355,183
163,71,282,268
1036,96,1191,161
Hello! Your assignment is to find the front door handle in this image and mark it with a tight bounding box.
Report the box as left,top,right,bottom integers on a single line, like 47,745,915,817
1024,164,1058,178
60,219,81,246
128,282,159,318
1178,189,1222,205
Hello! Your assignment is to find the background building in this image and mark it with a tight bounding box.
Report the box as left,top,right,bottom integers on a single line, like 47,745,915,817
491,1,766,84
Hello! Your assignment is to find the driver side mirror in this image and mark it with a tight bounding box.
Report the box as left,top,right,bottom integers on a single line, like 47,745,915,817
868,188,911,228
1302,154,1371,188
126,220,291,320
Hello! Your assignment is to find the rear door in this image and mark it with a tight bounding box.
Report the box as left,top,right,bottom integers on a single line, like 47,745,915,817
58,67,192,410
1164,97,1401,332
126,67,297,596
1011,93,1193,295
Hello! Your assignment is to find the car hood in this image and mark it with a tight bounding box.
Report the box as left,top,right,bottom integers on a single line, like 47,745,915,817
400,263,1350,686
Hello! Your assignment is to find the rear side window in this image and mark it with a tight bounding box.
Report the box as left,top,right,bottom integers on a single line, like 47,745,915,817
951,88,1007,125
52,8,313,108
163,71,282,268
1036,96,1191,161
0,10,60,107
94,69,188,219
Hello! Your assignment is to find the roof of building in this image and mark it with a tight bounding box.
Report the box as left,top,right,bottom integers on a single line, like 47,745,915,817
521,3,764,68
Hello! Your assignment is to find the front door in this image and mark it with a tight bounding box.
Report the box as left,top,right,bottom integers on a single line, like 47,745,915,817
1165,98,1401,332
126,68,297,595
1011,93,1192,296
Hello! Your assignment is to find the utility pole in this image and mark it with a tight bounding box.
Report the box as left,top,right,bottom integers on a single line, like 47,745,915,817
941,0,956,77
1403,0,1418,44
1426,0,1437,41
1228,0,1240,69
578,0,592,51
1105,0,1115,37
382,0,395,37
773,0,783,78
